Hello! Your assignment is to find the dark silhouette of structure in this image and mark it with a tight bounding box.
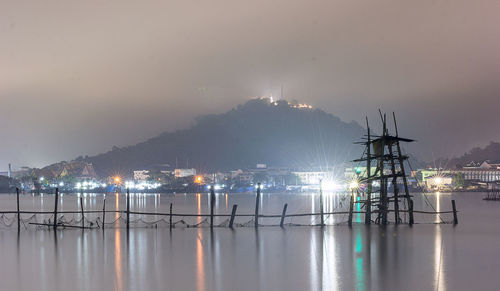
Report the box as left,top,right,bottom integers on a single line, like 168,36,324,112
353,111,414,225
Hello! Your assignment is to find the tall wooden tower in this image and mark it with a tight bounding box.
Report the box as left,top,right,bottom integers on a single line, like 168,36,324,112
353,111,414,225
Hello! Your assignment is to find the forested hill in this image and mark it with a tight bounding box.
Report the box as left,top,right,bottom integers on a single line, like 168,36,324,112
81,98,366,177
436,142,500,169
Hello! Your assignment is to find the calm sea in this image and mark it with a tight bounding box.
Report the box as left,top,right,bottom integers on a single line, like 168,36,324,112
0,191,497,291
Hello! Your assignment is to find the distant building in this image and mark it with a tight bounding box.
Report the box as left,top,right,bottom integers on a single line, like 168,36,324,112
237,172,253,184
292,171,333,185
57,162,98,180
134,170,150,181
79,163,98,179
174,168,196,178
414,164,500,185
468,161,500,170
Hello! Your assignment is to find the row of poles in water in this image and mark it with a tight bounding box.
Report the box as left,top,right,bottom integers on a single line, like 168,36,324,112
11,183,458,231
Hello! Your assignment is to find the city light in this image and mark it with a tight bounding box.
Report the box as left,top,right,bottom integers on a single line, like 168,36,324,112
194,175,204,184
207,184,222,191
125,181,135,189
349,180,359,190
73,181,103,190
124,181,161,190
322,180,341,191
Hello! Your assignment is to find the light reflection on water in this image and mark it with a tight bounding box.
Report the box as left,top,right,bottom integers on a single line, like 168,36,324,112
0,192,497,290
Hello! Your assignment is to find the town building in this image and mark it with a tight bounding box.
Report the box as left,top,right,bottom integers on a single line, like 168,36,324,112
174,168,196,178
134,170,150,181
292,171,333,185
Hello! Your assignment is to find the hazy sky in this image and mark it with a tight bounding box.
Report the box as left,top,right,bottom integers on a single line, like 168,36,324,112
1,0,500,170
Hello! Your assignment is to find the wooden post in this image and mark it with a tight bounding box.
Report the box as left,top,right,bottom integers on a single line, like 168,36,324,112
409,199,414,226
452,199,458,225
53,188,59,230
319,180,324,226
393,112,412,223
388,144,400,224
229,204,237,229
348,192,354,227
380,112,388,225
255,183,261,228
365,117,372,225
169,203,173,230
102,195,106,229
16,187,20,231
280,203,288,228
126,188,130,230
80,196,84,229
210,186,215,228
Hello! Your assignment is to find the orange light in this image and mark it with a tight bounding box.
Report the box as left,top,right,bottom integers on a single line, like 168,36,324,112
114,176,121,183
194,175,203,184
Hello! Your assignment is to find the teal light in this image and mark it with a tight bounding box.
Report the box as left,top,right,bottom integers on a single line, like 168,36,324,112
354,228,365,290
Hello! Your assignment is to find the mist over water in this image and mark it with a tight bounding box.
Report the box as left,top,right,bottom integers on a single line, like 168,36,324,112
0,192,497,291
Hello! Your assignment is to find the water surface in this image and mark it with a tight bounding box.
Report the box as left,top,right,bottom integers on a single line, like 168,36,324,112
0,192,497,291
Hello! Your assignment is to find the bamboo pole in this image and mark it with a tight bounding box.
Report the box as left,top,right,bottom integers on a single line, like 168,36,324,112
409,199,414,226
80,196,84,229
255,183,261,228
393,112,412,223
319,180,324,227
348,192,354,227
169,203,173,230
380,111,388,225
452,200,458,225
280,203,288,228
53,188,59,230
229,204,237,229
365,117,372,225
126,188,130,230
388,144,400,224
102,195,106,229
210,186,215,228
16,187,20,231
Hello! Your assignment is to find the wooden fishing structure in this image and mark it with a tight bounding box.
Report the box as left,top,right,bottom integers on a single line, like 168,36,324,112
351,111,454,225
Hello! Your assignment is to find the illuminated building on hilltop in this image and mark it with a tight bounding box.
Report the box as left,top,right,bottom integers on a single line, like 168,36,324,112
258,96,313,110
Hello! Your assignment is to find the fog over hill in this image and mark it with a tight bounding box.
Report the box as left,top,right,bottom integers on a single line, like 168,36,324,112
72,98,364,177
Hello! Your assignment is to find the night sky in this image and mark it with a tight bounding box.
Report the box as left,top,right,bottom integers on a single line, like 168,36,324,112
1,1,499,170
